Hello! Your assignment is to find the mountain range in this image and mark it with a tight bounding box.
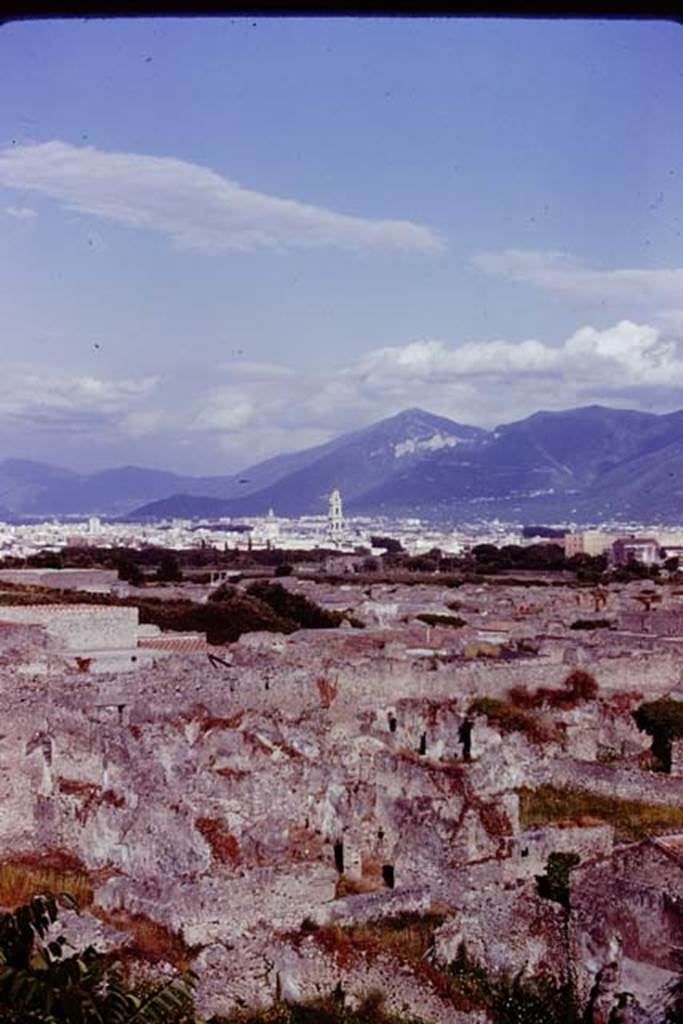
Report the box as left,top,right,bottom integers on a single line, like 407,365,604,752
3,404,683,524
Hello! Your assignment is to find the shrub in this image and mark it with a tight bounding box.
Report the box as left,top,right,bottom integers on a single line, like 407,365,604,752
416,613,467,628
156,552,183,583
274,564,294,577
570,619,612,630
563,669,599,704
0,895,195,1023
468,697,557,744
536,851,580,908
196,817,241,866
246,582,343,630
448,944,575,1024
633,698,683,772
507,670,597,712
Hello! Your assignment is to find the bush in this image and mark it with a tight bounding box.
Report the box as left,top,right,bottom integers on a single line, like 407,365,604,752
0,895,195,1023
246,582,343,630
274,564,294,577
507,670,598,712
448,944,575,1024
468,697,557,744
156,552,183,583
564,669,599,704
536,851,580,908
416,613,467,628
633,698,683,772
570,619,612,630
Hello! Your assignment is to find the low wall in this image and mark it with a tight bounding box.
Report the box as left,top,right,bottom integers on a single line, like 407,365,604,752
0,605,138,652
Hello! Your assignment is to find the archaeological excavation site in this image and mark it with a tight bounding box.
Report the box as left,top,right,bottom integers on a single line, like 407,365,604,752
0,567,682,1024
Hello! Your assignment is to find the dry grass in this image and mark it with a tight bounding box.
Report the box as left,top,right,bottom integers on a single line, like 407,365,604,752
519,785,683,842
334,874,382,898
93,907,194,971
0,853,93,910
302,913,476,1014
196,817,241,866
468,696,559,744
347,911,447,962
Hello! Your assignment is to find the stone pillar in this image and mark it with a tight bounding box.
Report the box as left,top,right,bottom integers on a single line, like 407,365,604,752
670,738,683,776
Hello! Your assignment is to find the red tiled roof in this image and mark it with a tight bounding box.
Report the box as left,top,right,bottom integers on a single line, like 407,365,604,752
138,637,210,653
651,834,683,866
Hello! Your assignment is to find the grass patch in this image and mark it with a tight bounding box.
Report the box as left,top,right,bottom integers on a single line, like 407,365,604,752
344,911,447,963
518,784,683,841
0,853,93,909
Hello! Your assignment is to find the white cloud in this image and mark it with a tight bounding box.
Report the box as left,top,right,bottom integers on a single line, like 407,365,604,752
473,248,683,307
6,321,683,470
0,140,443,254
0,364,159,433
5,206,36,220
157,319,683,465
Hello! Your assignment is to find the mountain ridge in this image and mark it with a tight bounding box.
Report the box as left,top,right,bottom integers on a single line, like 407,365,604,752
3,405,683,523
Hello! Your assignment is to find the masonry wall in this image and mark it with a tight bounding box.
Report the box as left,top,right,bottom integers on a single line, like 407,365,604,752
0,569,122,593
0,605,139,651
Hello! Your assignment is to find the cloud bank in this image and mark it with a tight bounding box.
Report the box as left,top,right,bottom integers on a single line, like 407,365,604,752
159,318,683,467
0,365,158,433
474,249,683,307
4,320,683,472
0,141,443,254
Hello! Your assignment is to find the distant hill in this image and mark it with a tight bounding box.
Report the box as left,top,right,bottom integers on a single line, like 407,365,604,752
129,408,484,519
6,404,683,523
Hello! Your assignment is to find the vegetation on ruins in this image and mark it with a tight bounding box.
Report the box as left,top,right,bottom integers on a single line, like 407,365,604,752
0,894,196,1023
468,696,557,744
0,575,362,644
535,851,580,908
217,992,426,1024
507,669,598,712
414,613,467,628
302,912,448,963
447,944,574,1024
518,784,683,841
245,582,346,629
633,698,683,773
0,853,93,911
569,618,613,630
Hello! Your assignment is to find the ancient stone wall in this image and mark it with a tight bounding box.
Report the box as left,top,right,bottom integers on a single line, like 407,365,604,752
0,604,139,652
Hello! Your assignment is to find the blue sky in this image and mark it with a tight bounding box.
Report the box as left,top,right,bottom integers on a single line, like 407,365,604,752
2,17,683,474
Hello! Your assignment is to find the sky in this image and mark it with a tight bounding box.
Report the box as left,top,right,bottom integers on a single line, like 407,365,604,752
2,17,683,475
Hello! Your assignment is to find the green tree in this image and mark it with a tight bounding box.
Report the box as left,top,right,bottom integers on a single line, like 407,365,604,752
0,894,196,1023
156,553,183,583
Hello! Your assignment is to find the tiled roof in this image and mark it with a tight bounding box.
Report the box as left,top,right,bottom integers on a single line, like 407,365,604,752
651,834,683,866
138,636,210,653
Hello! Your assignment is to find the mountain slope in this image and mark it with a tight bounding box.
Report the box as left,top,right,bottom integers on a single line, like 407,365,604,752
348,405,683,520
8,404,683,522
129,409,485,519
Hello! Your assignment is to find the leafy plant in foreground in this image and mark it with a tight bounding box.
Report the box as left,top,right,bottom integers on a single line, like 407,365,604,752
0,893,196,1023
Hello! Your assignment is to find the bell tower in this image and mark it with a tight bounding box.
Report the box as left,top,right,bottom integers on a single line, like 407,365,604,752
328,488,344,540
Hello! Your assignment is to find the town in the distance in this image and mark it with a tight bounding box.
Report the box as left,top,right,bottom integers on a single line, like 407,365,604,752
0,402,682,1024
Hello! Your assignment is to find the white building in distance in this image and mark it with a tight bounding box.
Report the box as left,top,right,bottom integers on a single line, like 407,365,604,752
327,488,344,542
